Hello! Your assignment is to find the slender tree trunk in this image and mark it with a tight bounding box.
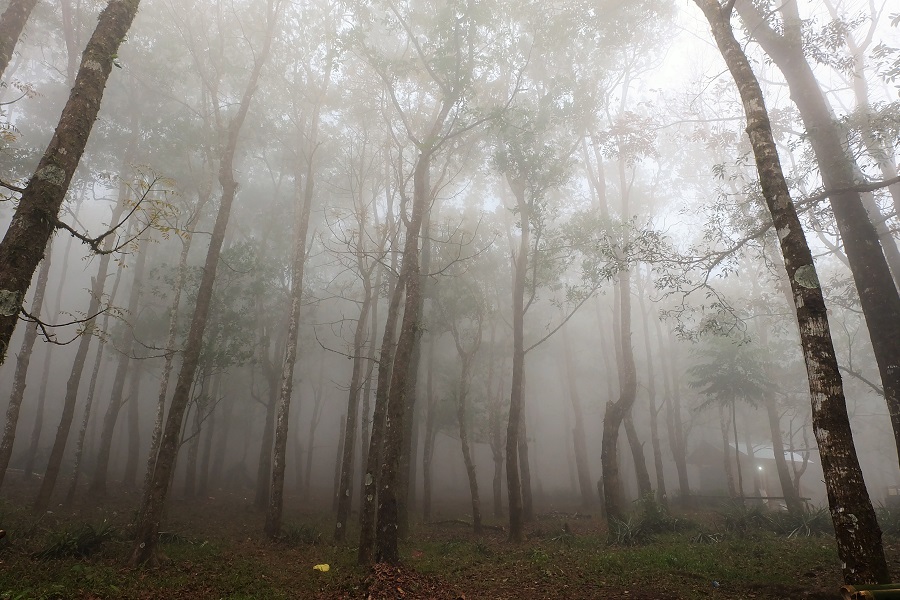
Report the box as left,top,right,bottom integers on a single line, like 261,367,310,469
560,324,593,509
421,336,436,521
65,265,124,505
357,271,403,565
334,281,372,540
624,412,652,498
255,395,276,509
601,268,639,523
332,416,346,512
141,190,209,499
210,391,234,490
374,151,432,565
123,363,143,488
130,1,278,563
91,236,148,495
184,371,209,499
694,0,888,583
264,54,329,536
0,240,52,490
0,0,39,82
732,399,744,503
638,279,667,507
305,386,324,501
659,326,690,499
0,0,140,365
506,177,528,543
719,403,736,497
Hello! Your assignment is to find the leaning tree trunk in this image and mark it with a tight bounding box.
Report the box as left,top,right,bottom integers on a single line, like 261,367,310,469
719,403,737,498
694,0,889,584
451,320,483,535
130,0,278,563
0,0,40,82
736,0,900,469
0,0,140,365
0,239,52,490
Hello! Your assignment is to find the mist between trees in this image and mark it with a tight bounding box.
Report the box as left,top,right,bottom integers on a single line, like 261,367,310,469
1,0,899,585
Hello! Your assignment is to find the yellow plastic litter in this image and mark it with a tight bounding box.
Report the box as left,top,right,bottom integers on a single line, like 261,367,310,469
313,564,330,572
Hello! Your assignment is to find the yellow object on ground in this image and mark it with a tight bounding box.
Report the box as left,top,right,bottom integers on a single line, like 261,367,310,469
313,564,330,572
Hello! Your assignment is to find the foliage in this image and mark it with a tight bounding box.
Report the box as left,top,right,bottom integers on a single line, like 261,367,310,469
32,521,117,560
768,507,833,539
876,504,900,538
688,333,775,411
718,502,770,536
280,523,322,546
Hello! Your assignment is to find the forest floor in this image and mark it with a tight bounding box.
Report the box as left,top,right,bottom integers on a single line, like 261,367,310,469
0,478,897,599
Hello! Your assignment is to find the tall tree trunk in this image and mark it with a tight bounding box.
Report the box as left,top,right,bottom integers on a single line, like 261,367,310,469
374,150,432,565
254,395,276,509
736,0,900,469
130,0,279,563
64,262,125,505
332,416,346,512
184,371,209,499
123,362,143,488
719,403,736,498
397,211,432,536
304,385,324,501
0,239,52,490
0,0,39,82
694,0,888,584
659,327,690,499
421,336,437,521
334,279,372,540
601,269,639,523
624,412,652,498
357,270,403,565
91,236,148,495
637,278,667,507
264,53,329,536
731,399,744,502
141,189,209,498
506,177,528,543
560,324,593,509
451,319,483,534
0,0,140,365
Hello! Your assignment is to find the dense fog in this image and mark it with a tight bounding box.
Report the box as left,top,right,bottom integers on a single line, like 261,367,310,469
1,0,899,573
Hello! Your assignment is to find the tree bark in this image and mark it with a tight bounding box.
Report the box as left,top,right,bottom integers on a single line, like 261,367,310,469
0,0,39,82
637,278,667,507
451,317,483,534
0,0,140,365
694,0,889,584
130,0,278,563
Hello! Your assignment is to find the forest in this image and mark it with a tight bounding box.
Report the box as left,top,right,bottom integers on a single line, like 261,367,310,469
1,0,900,598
